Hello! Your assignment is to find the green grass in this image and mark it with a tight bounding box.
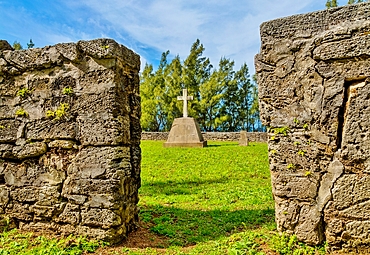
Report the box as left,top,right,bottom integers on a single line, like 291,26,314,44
0,140,327,254
0,229,105,255
139,141,274,247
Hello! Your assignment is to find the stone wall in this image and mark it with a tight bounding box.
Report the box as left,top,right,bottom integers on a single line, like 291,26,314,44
0,39,141,243
256,2,370,252
141,132,267,142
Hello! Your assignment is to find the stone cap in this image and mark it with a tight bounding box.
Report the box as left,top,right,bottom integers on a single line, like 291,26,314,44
0,40,13,51
259,2,370,42
0,38,140,72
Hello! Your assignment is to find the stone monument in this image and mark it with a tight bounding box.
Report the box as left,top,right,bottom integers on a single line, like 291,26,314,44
239,131,249,146
164,89,206,147
0,38,141,243
256,2,370,253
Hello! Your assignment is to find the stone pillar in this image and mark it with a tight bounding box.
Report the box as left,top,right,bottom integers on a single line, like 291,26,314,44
239,131,249,146
0,38,141,243
256,3,370,252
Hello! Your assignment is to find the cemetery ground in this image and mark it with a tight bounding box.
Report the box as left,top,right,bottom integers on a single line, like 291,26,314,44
0,141,327,254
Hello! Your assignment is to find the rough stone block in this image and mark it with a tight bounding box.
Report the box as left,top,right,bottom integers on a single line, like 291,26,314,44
256,2,370,251
0,39,141,243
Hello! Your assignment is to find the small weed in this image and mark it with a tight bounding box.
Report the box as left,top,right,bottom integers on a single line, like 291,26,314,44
46,110,55,118
303,123,309,130
101,45,110,49
17,88,32,97
62,87,74,95
270,149,277,154
55,103,69,120
287,163,296,170
273,127,290,136
306,140,311,145
46,103,70,120
270,136,276,141
271,233,326,255
0,125,5,129
297,150,306,157
293,141,300,146
304,171,312,177
15,108,28,117
293,118,300,125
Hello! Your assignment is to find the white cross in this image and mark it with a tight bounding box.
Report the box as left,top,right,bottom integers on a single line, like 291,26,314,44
177,89,193,118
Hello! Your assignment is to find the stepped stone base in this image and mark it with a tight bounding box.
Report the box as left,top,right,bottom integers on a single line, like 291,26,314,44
164,117,207,148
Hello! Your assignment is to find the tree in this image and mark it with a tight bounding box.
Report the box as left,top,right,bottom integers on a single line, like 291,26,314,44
197,58,234,131
140,63,159,131
12,41,23,50
182,39,213,123
325,0,338,8
140,39,261,132
27,39,35,49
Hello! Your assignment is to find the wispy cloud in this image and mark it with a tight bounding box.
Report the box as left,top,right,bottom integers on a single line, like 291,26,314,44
0,0,337,73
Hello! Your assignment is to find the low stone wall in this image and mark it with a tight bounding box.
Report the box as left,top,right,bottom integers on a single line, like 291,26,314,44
141,132,267,142
0,39,141,243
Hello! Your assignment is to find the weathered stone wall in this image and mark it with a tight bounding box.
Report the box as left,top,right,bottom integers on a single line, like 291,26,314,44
141,132,267,142
0,39,141,243
256,2,370,252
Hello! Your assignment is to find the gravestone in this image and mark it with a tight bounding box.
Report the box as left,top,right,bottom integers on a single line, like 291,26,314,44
256,2,370,252
0,38,141,243
239,131,249,146
164,89,207,147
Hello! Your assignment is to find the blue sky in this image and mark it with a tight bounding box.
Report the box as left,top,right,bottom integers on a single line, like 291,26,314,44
0,0,352,73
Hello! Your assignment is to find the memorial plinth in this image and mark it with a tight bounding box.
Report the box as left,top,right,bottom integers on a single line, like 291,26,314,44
164,117,207,147
164,89,207,148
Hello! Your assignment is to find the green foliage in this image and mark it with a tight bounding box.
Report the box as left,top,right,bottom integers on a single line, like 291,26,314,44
46,103,69,120
297,150,306,157
325,0,338,8
304,171,312,177
272,127,290,136
271,233,326,255
293,118,299,125
0,229,105,254
46,110,55,118
27,39,35,49
140,39,262,132
15,108,28,117
62,87,74,95
17,88,32,98
302,123,309,130
287,163,296,170
12,41,23,50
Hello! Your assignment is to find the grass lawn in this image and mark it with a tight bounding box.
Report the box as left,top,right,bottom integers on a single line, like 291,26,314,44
139,141,274,246
0,141,327,254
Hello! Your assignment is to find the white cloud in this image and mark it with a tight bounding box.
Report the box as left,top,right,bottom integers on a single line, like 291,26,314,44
1,0,327,74
66,0,317,73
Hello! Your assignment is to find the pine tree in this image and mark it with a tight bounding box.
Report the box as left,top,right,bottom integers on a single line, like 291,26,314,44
182,39,212,125
27,39,35,49
139,40,261,132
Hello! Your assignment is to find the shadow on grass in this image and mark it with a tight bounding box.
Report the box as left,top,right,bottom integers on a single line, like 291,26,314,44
143,177,229,190
138,204,275,247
